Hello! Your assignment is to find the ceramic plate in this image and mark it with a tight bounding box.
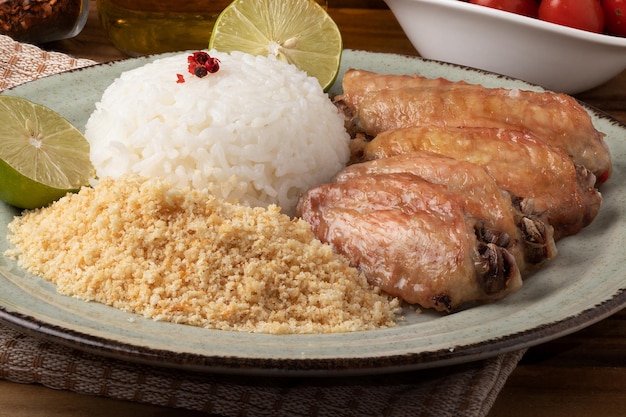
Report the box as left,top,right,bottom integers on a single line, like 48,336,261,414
1,50,625,376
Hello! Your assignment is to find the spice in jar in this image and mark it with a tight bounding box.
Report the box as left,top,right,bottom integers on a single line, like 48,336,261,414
0,0,89,44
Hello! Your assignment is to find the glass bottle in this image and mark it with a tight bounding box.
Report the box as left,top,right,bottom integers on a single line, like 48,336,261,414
0,0,90,44
97,0,329,57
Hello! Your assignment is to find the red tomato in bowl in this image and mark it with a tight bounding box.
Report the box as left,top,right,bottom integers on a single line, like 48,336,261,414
538,0,605,33
469,0,539,17
603,0,626,37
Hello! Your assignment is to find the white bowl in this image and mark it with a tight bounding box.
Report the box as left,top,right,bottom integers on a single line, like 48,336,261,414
384,0,626,93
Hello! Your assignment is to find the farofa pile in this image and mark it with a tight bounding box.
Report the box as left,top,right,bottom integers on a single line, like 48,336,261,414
5,175,401,334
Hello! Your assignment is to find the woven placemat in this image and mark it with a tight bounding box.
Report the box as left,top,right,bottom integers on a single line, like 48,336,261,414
0,321,524,417
0,34,525,416
0,34,95,90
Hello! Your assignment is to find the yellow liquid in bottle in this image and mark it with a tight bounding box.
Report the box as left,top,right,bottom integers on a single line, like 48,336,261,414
98,0,329,56
97,0,230,56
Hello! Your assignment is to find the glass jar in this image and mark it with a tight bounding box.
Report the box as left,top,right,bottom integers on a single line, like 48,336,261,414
0,0,90,44
97,0,330,57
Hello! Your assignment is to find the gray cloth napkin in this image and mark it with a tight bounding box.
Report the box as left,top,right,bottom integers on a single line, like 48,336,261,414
0,33,525,417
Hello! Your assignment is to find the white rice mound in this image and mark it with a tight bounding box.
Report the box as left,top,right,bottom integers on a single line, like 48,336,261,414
85,50,350,216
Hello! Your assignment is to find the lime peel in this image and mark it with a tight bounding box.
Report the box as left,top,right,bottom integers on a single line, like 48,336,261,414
0,95,95,209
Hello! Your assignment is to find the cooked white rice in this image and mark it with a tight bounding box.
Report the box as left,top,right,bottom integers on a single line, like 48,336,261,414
85,50,350,216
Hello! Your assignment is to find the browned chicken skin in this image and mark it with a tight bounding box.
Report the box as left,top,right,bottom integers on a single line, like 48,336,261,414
335,152,558,271
340,69,458,110
337,69,611,184
297,70,609,312
357,126,601,240
296,172,522,312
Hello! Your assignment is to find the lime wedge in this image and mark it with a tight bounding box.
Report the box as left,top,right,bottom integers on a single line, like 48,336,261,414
0,96,95,209
209,0,342,91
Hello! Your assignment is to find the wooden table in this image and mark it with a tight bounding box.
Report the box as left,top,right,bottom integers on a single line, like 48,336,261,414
2,2,625,416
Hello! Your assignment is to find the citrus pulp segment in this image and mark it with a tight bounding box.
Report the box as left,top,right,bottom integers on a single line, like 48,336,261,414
0,95,95,209
209,0,343,91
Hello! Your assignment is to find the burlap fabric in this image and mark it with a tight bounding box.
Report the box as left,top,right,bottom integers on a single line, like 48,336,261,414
0,34,525,416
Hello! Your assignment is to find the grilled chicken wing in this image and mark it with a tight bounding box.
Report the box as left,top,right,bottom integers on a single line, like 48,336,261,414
357,126,602,240
340,69,460,110
296,172,522,312
336,70,611,184
335,152,557,271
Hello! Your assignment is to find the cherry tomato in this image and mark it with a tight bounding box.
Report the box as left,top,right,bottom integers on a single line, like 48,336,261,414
603,0,626,37
538,0,605,33
469,0,539,17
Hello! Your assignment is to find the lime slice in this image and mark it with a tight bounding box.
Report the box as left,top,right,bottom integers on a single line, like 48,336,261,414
0,96,95,209
209,0,342,91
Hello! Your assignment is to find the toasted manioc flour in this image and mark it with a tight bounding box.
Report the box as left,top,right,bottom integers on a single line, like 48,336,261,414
5,175,401,334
